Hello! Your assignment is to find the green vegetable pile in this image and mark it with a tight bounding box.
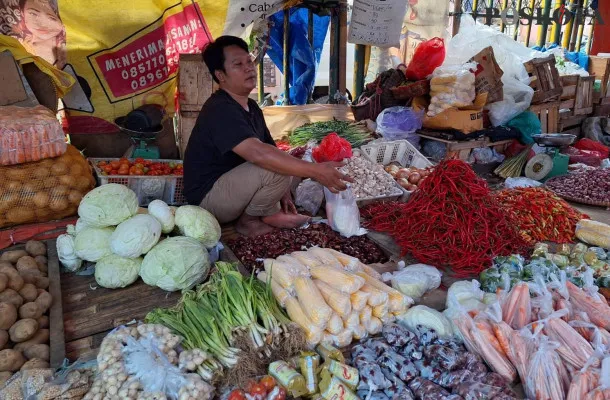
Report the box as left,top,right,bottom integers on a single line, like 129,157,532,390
146,262,302,383
288,119,373,147
479,243,610,293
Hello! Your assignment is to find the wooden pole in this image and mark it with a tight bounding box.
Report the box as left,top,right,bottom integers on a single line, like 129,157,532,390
354,45,366,98
258,56,265,103
329,8,339,103
452,0,463,37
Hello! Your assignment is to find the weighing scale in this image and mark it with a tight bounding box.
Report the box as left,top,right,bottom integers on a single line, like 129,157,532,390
525,134,577,181
115,105,165,159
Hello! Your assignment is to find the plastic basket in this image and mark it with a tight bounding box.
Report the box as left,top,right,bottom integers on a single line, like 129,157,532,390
360,140,433,200
89,158,186,206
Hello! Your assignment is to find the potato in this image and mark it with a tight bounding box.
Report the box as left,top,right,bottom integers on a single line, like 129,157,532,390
20,269,43,284
23,344,49,361
19,302,42,319
0,330,8,350
0,265,24,292
0,250,28,263
37,315,49,329
0,289,23,308
0,273,7,292
16,256,39,273
9,319,39,343
0,349,26,372
13,329,49,351
34,277,49,290
20,358,49,370
19,284,38,302
35,291,52,313
25,241,46,257
0,371,11,385
0,303,17,330
34,256,48,273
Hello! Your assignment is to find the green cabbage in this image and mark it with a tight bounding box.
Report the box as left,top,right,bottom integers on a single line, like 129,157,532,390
110,214,162,258
74,227,114,262
56,234,83,272
95,254,142,289
78,184,139,227
147,200,175,234
174,206,221,248
139,236,210,291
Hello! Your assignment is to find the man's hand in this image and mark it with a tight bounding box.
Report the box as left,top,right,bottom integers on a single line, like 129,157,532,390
312,161,354,193
280,191,297,214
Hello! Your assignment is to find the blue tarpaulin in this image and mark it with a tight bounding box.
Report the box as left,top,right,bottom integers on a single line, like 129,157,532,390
532,43,590,70
267,9,330,105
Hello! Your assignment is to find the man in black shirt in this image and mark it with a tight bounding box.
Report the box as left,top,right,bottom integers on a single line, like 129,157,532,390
184,36,351,237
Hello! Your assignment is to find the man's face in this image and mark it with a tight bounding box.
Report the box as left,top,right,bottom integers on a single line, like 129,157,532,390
216,45,257,94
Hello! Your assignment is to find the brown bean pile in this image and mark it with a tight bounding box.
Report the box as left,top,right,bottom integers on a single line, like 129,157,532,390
227,224,388,273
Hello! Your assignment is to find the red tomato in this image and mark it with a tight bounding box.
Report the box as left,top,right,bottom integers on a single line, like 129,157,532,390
175,164,183,169
134,157,145,164
98,161,107,167
249,383,267,397
110,160,121,169
102,165,113,173
173,169,183,176
109,170,118,175
227,389,246,400
260,376,276,392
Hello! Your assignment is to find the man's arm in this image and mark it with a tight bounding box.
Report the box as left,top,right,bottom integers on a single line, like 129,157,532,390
233,138,351,192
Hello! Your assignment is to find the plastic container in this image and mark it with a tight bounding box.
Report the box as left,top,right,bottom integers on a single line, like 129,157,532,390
90,158,185,206
360,140,433,200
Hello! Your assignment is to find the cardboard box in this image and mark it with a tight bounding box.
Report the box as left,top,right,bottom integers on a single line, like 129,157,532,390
413,93,488,134
471,47,504,104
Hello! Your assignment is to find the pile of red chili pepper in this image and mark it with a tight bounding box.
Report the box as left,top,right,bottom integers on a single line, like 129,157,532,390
362,160,528,278
494,187,588,245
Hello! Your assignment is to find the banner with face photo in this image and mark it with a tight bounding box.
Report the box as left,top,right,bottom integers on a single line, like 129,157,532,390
0,0,289,133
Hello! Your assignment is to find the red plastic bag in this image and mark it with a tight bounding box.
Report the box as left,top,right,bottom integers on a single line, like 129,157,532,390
405,37,446,81
564,146,605,167
312,133,352,162
574,138,609,159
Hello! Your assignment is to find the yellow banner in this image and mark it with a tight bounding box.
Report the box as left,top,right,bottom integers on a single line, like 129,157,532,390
0,0,284,133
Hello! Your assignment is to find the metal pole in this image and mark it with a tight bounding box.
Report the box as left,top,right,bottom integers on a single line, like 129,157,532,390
329,9,339,104
525,0,536,47
258,56,265,103
551,0,565,44
569,0,584,51
537,0,552,47
452,0,463,37
472,0,480,21
513,0,524,41
283,9,290,105
354,44,366,99
575,9,586,52
587,17,595,54
500,0,509,33
562,0,577,48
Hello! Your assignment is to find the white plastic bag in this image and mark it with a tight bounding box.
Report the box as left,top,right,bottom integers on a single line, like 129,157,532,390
324,187,366,238
385,264,442,301
486,76,535,126
428,63,477,117
505,177,543,189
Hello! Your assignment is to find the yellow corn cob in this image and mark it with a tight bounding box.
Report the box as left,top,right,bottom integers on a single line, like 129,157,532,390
359,306,372,327
325,248,360,269
310,265,365,294
576,220,610,249
372,303,389,319
367,317,383,335
360,283,389,307
307,247,342,266
257,271,291,307
357,262,383,280
356,271,413,312
352,324,367,340
277,254,310,272
331,329,353,348
327,313,343,335
285,296,323,344
314,279,352,317
343,311,360,330
294,277,333,327
264,259,306,288
291,251,323,268
350,291,370,312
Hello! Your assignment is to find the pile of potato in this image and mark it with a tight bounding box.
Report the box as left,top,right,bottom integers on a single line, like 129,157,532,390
0,241,53,384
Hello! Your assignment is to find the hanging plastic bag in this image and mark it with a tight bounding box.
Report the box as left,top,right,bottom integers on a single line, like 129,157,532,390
405,37,446,81
375,107,424,143
312,133,353,163
295,179,325,215
324,187,366,238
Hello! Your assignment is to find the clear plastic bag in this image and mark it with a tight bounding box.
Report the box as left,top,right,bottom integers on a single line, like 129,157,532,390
375,107,424,141
386,264,442,301
525,334,568,400
504,177,543,189
22,355,97,400
295,179,325,215
427,63,477,117
324,186,365,238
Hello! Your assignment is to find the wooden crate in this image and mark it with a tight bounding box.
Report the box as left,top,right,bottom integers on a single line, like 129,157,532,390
525,55,563,104
589,55,610,102
559,75,595,116
529,101,560,133
418,134,513,162
177,54,217,158
558,110,588,135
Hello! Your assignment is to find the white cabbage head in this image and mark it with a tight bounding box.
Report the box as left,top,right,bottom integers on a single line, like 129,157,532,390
78,183,139,227
139,236,210,291
110,214,162,258
95,254,142,289
74,227,114,262
56,234,83,272
174,205,221,248
147,200,175,234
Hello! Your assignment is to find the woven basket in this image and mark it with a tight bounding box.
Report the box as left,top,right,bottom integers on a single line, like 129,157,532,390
390,80,430,100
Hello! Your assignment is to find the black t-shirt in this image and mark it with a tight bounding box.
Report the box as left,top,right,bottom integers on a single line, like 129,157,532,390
183,89,276,205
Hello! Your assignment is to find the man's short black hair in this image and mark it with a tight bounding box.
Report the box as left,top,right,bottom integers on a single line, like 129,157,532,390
202,36,249,83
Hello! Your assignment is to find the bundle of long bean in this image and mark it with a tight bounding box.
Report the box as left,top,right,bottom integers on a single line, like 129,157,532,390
288,119,373,147
362,160,529,277
494,145,532,178
146,262,298,381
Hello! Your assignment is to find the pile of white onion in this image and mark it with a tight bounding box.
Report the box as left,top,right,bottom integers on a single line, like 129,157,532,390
384,165,435,192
